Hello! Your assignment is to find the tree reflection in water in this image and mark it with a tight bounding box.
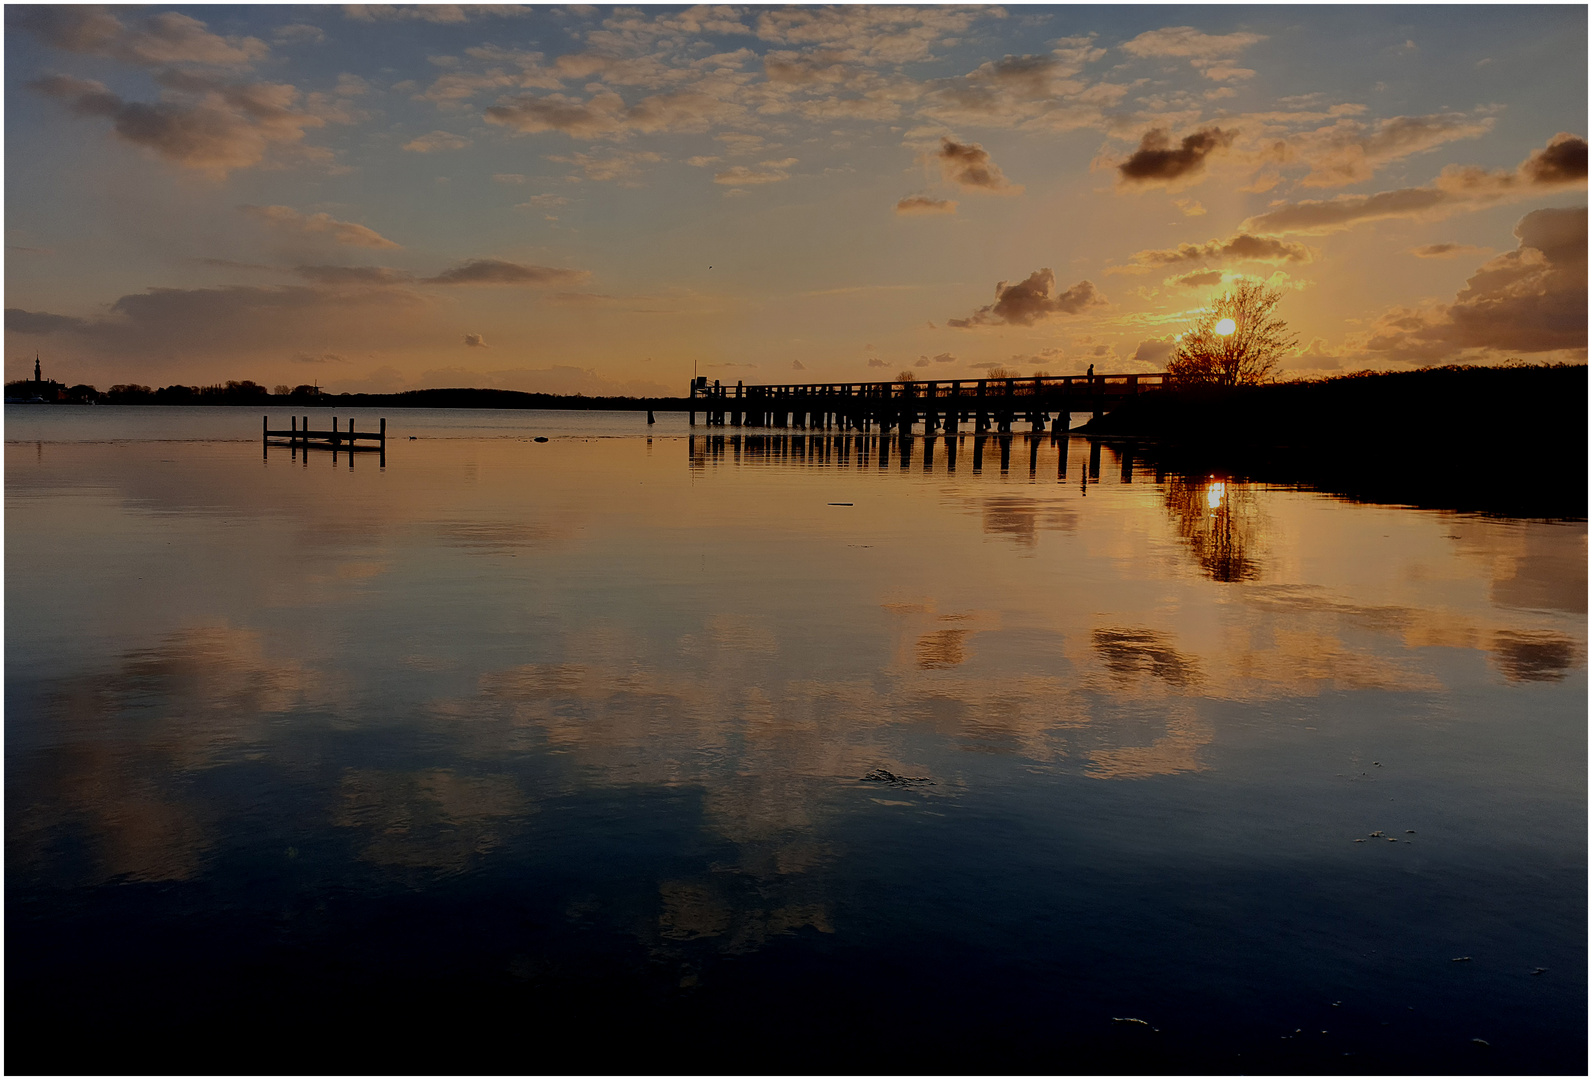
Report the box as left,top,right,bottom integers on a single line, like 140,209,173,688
1163,474,1265,583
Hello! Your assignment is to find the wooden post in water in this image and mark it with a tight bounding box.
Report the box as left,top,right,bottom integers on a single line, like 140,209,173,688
380,417,386,447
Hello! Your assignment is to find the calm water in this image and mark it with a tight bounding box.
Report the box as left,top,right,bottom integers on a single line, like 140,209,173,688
6,406,1586,1072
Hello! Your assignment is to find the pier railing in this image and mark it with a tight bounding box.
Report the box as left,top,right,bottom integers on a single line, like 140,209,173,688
685,371,1171,433
264,415,387,464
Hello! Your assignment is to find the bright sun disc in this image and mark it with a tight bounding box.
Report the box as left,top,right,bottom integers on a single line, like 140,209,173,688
1215,318,1237,336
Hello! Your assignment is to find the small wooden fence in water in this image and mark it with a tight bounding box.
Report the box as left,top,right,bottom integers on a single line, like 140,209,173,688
264,415,387,464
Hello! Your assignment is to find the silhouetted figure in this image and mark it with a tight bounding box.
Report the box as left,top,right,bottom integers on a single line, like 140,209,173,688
1087,363,1094,380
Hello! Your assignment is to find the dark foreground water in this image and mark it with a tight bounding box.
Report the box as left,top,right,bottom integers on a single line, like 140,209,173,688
6,408,1586,1073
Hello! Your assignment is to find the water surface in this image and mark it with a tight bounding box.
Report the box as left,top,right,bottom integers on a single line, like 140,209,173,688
6,407,1585,1072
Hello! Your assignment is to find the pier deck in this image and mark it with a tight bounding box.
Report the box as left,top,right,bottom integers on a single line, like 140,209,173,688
685,372,1170,433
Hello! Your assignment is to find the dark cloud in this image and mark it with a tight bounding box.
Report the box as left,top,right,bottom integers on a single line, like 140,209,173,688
935,138,1022,193
421,259,589,286
31,73,327,179
1521,131,1588,184
5,308,92,335
1242,133,1588,235
1129,233,1313,267
895,194,957,215
1164,269,1224,288
485,88,743,140
1132,337,1178,364
1410,243,1486,259
948,268,1106,328
867,357,888,367
1117,126,1234,185
12,7,268,69
1365,206,1586,361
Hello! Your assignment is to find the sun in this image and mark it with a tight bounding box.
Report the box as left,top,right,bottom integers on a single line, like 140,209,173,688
1215,318,1237,336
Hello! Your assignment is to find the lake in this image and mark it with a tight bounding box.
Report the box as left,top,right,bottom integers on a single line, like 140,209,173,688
6,406,1585,1072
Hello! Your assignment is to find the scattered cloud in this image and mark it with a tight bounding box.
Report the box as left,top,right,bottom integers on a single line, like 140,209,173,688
1132,336,1179,364
934,137,1022,194
867,357,888,367
791,359,806,370
1124,232,1314,268
515,193,570,209
1410,243,1488,259
1117,126,1235,187
464,332,487,347
895,194,957,215
344,5,535,24
421,259,589,286
241,205,401,248
713,158,796,185
1164,269,1225,288
13,7,269,69
294,265,413,284
1240,133,1587,235
1172,198,1206,216
949,269,1107,328
1283,112,1495,188
492,172,526,184
402,129,472,152
29,73,331,179
548,148,663,184
1120,26,1268,62
274,23,327,46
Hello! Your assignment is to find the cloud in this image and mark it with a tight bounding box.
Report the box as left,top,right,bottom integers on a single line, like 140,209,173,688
515,193,570,208
421,259,589,286
1241,132,1587,235
934,138,1022,194
464,333,487,348
1124,233,1314,268
1132,337,1179,364
242,205,401,248
344,5,534,23
791,359,806,370
402,129,472,152
1173,198,1206,216
1410,243,1488,259
867,357,888,367
547,149,663,184
492,172,526,184
948,269,1108,328
13,7,269,69
30,73,330,179
1117,126,1235,186
274,23,326,45
895,195,958,215
1163,269,1224,289
1364,206,1587,362
713,159,796,185
484,88,744,140
5,308,93,335
3,283,430,373
1285,112,1495,188
294,265,414,284
927,351,957,364
1120,26,1268,61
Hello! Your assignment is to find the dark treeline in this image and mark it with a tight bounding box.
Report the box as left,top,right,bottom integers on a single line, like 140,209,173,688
4,380,688,409
1078,363,1588,519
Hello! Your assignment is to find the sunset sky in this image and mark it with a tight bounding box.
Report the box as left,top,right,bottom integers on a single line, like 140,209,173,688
5,3,1586,396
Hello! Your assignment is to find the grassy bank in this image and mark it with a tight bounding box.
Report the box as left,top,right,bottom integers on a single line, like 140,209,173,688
1076,364,1587,519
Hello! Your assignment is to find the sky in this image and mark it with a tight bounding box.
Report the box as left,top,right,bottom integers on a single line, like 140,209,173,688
4,3,1586,397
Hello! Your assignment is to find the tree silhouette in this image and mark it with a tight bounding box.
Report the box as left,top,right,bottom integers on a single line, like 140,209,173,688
1168,280,1298,386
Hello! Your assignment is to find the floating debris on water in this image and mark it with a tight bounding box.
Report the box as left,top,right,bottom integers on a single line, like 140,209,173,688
1406,829,1416,834
533,436,549,443
1112,1017,1158,1031
1452,956,1472,962
860,768,934,788
1472,1038,1490,1047
1531,967,1548,975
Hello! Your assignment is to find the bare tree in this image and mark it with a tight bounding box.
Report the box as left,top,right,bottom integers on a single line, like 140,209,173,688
895,369,917,383
1168,280,1298,386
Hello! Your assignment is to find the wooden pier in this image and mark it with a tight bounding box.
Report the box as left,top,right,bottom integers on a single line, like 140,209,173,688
264,415,387,464
685,372,1171,433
